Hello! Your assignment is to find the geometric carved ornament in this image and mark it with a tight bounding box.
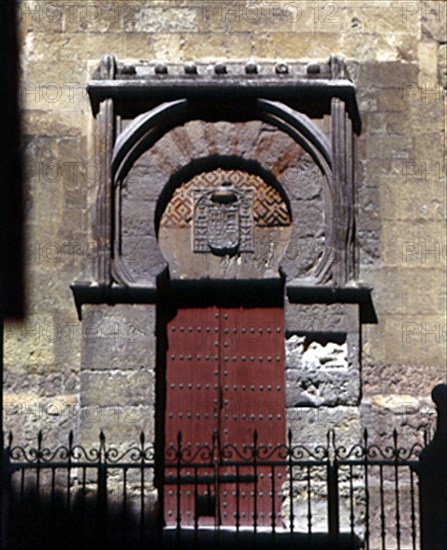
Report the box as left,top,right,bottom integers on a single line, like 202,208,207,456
161,168,291,231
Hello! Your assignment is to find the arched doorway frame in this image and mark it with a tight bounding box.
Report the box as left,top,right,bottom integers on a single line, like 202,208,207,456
110,98,340,287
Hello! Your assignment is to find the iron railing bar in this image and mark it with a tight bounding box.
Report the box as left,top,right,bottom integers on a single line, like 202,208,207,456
410,467,417,550
50,468,56,513
306,464,312,535
193,466,198,531
379,465,386,550
176,432,181,532
348,464,355,545
140,459,145,545
122,467,127,545
270,464,275,532
337,459,420,467
287,429,294,534
165,474,258,485
394,455,401,549
235,463,240,533
9,459,334,469
364,462,370,550
9,463,158,474
81,466,87,544
253,430,258,533
215,461,326,470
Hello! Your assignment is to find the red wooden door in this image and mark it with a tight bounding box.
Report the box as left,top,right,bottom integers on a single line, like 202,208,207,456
218,307,285,527
164,307,285,527
164,307,220,527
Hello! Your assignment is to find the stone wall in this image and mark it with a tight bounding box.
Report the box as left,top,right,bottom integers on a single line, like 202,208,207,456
3,1,446,454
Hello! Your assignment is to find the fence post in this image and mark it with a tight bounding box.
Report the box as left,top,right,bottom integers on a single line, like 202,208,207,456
417,384,447,550
0,438,10,548
327,430,339,543
96,431,108,547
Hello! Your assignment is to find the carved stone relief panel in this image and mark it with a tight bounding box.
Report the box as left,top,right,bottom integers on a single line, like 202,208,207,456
193,187,254,256
158,168,293,280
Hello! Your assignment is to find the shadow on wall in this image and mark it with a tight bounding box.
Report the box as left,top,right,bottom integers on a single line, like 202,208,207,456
4,485,361,550
5,483,157,550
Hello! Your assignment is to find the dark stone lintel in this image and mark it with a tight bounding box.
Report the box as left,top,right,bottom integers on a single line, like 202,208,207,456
70,282,157,320
71,280,375,323
87,78,361,134
286,283,376,324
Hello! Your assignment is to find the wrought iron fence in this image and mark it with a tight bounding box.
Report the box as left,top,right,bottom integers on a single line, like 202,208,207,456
1,428,427,549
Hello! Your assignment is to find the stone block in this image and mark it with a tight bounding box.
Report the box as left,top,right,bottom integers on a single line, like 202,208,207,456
376,87,413,112
79,405,155,449
342,4,421,36
408,96,445,132
384,315,447,366
81,370,155,407
4,363,79,398
341,32,416,63
123,33,182,61
254,32,339,59
280,237,325,279
81,305,156,371
286,406,362,447
366,134,413,160
379,175,445,221
3,314,56,368
19,2,65,34
361,266,445,317
359,158,404,183
290,201,325,239
362,362,443,401
122,5,198,33
122,198,154,238
123,164,167,203
285,304,359,334
182,32,252,59
3,392,79,447
381,220,446,266
22,110,86,138
413,132,445,164
360,398,431,447
358,61,419,88
121,235,167,283
356,90,379,113
221,3,321,33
